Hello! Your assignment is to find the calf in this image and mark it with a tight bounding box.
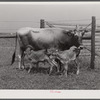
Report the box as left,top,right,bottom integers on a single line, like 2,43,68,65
24,47,58,74
52,46,83,77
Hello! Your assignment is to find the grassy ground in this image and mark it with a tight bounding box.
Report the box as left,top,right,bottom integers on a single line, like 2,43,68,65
0,37,100,89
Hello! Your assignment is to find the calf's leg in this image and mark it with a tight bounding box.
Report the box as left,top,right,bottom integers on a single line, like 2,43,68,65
63,62,68,77
74,59,80,75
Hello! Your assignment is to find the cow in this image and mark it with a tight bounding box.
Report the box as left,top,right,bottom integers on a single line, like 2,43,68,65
11,27,85,69
24,46,58,74
51,46,83,77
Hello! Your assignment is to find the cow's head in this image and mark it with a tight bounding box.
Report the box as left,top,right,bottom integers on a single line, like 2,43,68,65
73,25,85,47
61,29,82,50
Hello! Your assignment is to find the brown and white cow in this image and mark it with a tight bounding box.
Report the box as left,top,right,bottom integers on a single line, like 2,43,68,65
11,27,85,69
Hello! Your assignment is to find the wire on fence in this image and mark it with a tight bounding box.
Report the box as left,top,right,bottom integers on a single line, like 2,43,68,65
46,23,91,27
47,19,91,23
82,23,92,31
84,46,100,58
45,21,55,28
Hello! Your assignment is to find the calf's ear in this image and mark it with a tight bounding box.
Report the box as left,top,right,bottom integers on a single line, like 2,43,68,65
73,48,78,52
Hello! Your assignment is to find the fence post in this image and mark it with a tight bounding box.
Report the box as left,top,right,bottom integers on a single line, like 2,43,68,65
40,19,45,28
90,16,96,69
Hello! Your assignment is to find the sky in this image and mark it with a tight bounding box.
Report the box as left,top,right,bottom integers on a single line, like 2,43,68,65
0,2,100,32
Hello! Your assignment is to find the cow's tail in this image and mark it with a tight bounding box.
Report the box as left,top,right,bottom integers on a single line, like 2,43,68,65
11,32,17,65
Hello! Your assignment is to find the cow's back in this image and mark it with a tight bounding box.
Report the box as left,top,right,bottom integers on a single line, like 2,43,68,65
16,27,79,51
17,27,40,35
17,27,63,36
17,27,66,50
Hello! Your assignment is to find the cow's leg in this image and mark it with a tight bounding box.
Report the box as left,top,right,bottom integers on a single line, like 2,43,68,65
27,63,32,73
55,58,63,73
18,54,21,69
18,47,25,69
47,59,54,75
76,65,80,75
74,59,80,75
52,59,59,73
49,58,60,75
48,55,59,74
49,62,53,75
54,59,58,72
28,68,31,73
64,62,68,77
21,51,25,69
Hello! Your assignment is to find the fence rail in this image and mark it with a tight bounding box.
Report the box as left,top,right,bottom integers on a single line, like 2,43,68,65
0,35,16,38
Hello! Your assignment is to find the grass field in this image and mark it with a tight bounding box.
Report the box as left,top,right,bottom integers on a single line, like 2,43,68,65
0,36,100,89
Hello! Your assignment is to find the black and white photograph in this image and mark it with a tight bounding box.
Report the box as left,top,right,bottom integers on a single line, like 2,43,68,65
0,2,100,98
